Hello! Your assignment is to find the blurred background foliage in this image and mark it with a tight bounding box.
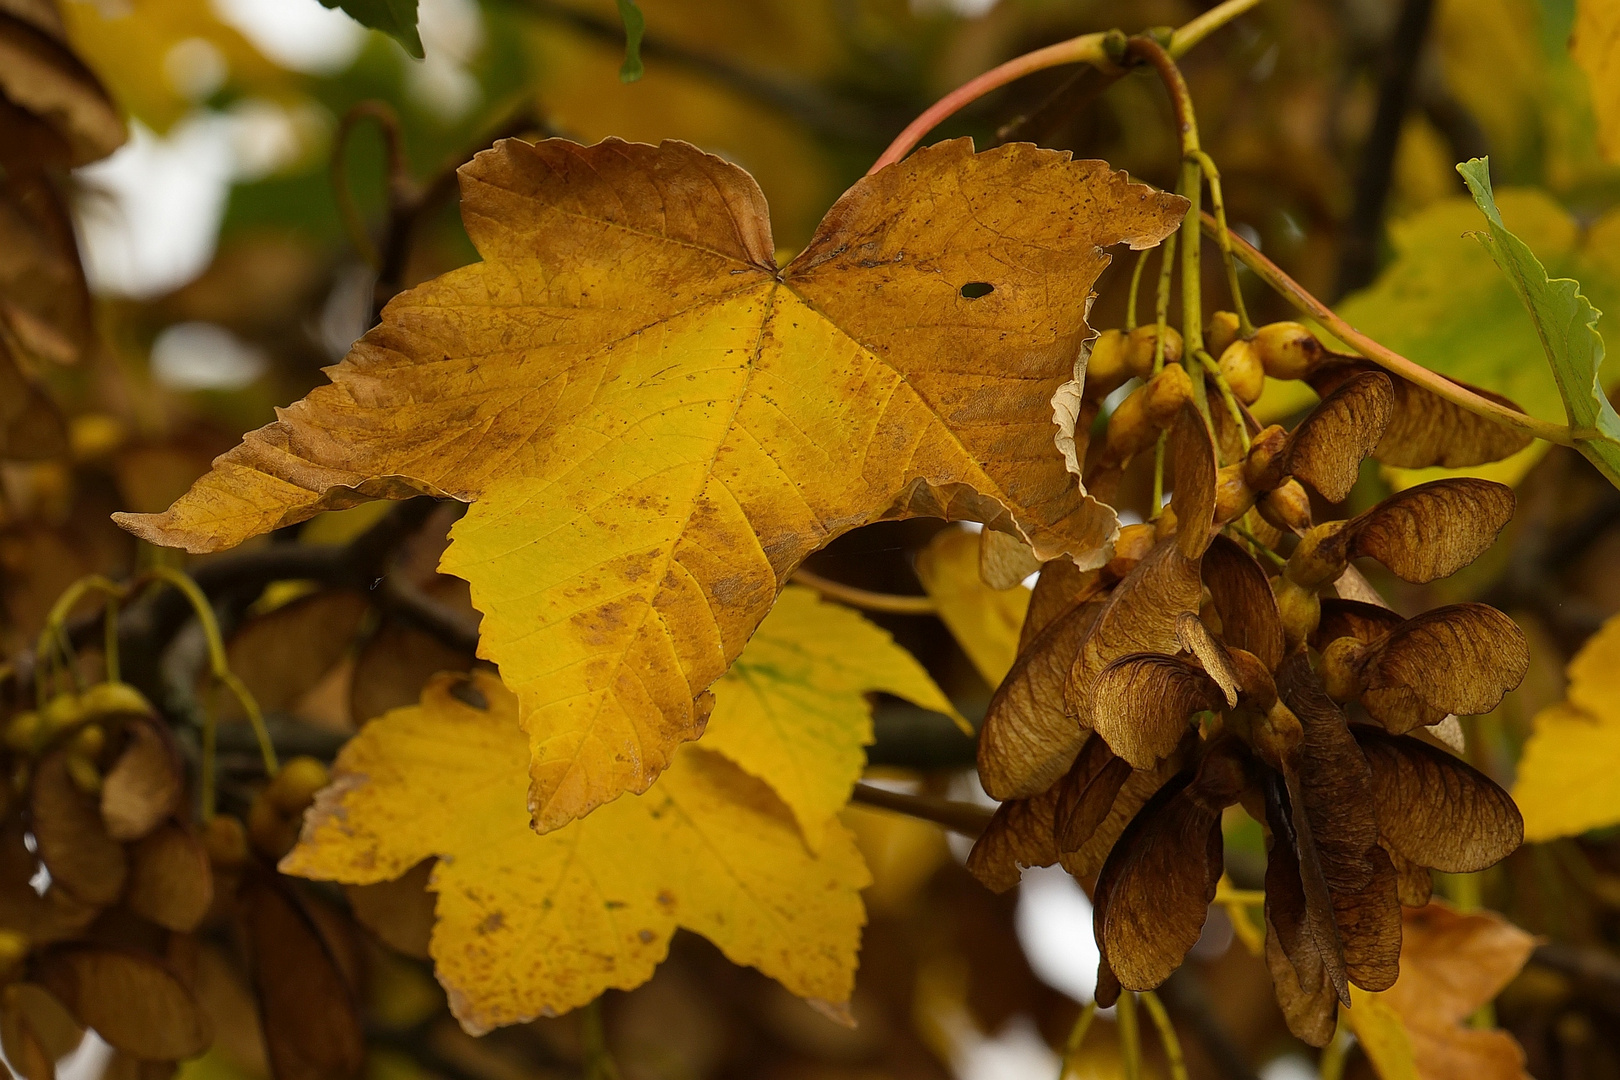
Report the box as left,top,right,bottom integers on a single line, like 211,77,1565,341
8,0,1620,1078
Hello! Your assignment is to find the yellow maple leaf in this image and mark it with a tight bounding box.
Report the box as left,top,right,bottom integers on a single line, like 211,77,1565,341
914,525,1030,686
701,585,959,849
1513,611,1620,840
280,670,869,1034
117,137,1184,833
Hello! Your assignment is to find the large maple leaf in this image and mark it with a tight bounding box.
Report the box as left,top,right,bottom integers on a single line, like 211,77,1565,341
117,137,1184,831
282,668,872,1032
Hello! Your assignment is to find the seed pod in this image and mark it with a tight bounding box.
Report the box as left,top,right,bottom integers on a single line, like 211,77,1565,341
248,791,299,862
1258,480,1311,533
1205,310,1241,359
202,815,249,870
267,757,330,817
1103,364,1195,465
1273,575,1321,653
1123,324,1184,380
79,683,157,723
1085,329,1131,399
1317,637,1365,701
37,694,86,747
1154,506,1179,541
1214,464,1255,525
64,755,100,796
3,713,37,755
1253,321,1324,380
1217,340,1265,404
69,725,103,759
1104,523,1156,582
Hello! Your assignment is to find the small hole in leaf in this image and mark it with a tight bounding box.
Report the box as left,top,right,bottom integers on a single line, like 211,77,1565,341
960,282,995,299
450,679,489,710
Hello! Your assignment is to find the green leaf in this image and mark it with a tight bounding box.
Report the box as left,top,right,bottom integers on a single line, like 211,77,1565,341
1458,156,1620,488
319,0,424,60
615,0,646,82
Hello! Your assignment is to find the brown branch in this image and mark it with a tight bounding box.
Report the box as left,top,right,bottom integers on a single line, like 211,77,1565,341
850,782,993,836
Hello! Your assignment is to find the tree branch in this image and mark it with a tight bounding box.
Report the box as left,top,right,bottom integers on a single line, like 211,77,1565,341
1335,0,1436,297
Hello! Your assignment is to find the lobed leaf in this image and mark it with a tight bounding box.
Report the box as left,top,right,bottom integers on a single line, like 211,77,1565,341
700,586,959,848
281,671,869,1031
116,137,1184,832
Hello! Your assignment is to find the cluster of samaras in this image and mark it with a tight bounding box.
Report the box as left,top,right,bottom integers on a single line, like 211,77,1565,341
967,314,1530,1045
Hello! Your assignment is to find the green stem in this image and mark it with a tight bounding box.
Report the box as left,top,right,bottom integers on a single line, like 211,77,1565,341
1118,992,1142,1080
1058,1001,1099,1080
1126,248,1151,332
1319,1017,1353,1080
1193,149,1253,336
1140,991,1188,1080
1195,347,1252,455
1205,212,1573,447
581,998,622,1080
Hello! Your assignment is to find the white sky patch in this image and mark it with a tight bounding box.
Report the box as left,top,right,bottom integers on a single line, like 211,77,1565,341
1261,1053,1322,1080
211,0,365,73
408,0,485,122
151,322,269,390
1015,864,1101,1004
953,1015,1061,1080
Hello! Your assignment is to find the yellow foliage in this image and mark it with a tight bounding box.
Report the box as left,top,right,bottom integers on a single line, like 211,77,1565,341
281,671,869,1033
1574,0,1620,161
1514,612,1620,840
61,0,291,133
915,526,1029,686
120,137,1182,833
700,586,959,849
1347,987,1420,1080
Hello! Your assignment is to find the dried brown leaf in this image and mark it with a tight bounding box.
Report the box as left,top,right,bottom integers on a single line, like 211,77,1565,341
37,946,210,1061
101,720,183,842
32,749,126,907
1355,728,1523,873
127,823,214,933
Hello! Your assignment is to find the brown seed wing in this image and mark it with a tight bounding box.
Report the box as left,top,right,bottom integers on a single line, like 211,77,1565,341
1365,604,1529,728
241,874,365,1080
36,946,211,1060
101,720,183,843
1314,598,1404,649
965,786,1061,893
1201,535,1284,670
1020,555,1104,651
1309,359,1533,469
1053,734,1133,852
32,750,126,907
126,823,214,933
1090,654,1226,769
1169,405,1218,558
1094,774,1219,993
1334,843,1403,992
1346,479,1515,583
1382,841,1434,907
1355,728,1523,873
1282,371,1394,503
978,598,1105,800
1061,756,1182,878
1067,538,1204,727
